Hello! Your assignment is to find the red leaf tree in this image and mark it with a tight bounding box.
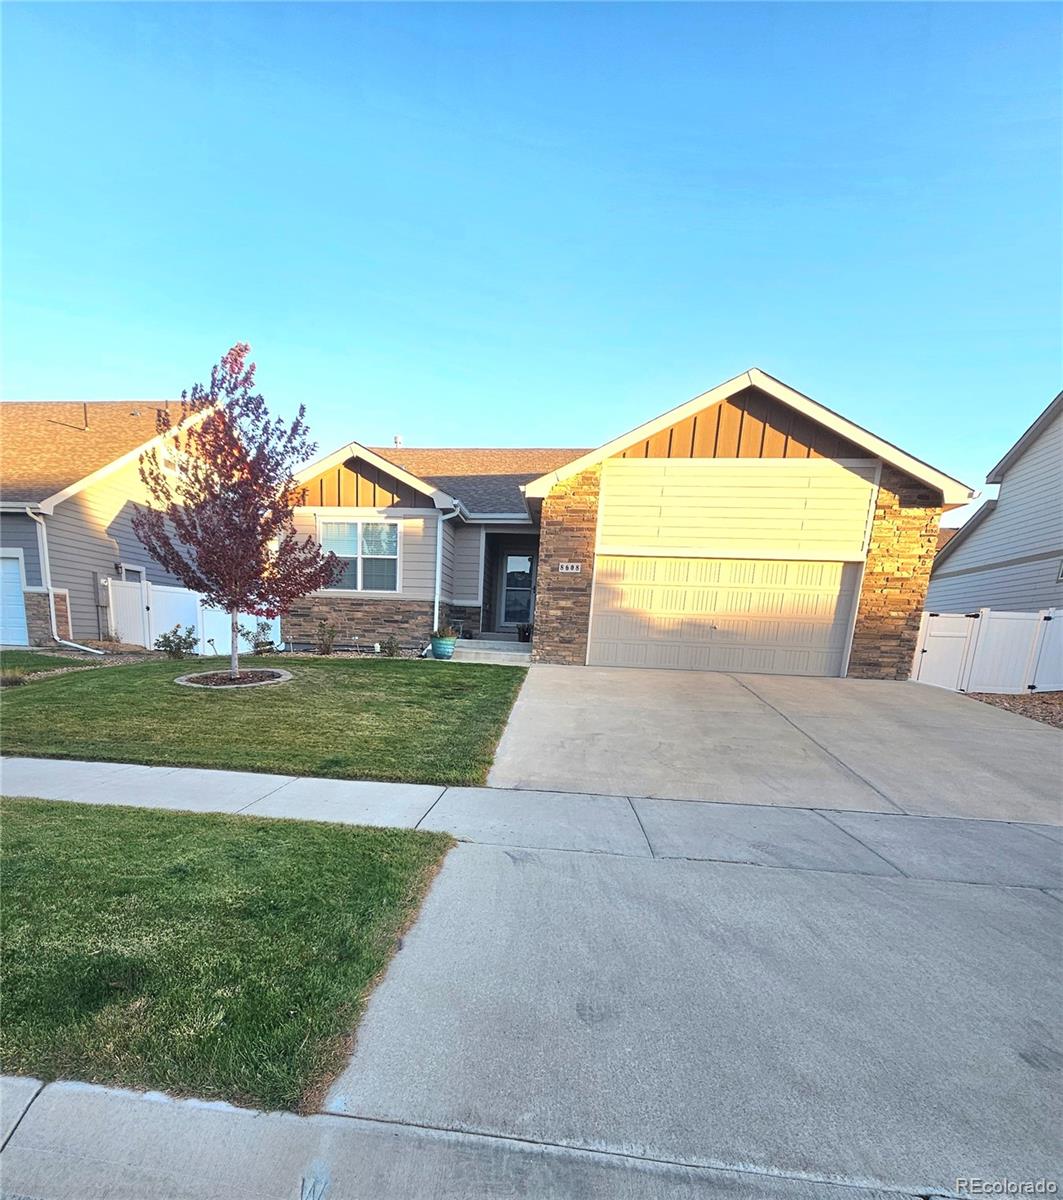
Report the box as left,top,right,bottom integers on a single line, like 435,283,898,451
133,344,339,678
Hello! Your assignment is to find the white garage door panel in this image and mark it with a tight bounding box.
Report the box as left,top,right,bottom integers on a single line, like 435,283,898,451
1,557,30,645
589,556,860,676
599,458,879,561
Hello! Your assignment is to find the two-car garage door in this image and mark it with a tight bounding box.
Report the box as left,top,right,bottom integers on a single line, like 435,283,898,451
586,458,879,677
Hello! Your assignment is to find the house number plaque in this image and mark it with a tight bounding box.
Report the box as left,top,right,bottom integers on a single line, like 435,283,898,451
558,562,582,573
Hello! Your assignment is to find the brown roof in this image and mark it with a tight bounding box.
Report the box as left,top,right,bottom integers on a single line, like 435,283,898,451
368,447,589,513
936,527,960,551
0,401,178,504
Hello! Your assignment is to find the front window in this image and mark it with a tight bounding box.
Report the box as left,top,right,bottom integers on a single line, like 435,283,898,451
319,520,399,592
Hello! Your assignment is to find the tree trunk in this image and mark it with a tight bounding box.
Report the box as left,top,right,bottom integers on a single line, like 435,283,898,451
230,608,240,680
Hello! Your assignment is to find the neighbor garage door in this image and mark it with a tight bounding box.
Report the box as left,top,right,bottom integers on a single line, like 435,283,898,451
1,556,30,645
587,457,879,676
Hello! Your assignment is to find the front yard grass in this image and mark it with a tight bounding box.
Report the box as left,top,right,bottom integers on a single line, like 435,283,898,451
0,797,452,1110
0,655,525,785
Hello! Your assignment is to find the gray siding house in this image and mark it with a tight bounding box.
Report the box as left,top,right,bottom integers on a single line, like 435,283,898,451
0,402,182,646
926,393,1063,614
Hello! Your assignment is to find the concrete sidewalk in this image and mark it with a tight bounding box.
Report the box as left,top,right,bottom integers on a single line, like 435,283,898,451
0,1078,916,1200
3,755,1062,887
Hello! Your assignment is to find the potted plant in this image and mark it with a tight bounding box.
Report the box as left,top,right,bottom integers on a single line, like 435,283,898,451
430,625,459,660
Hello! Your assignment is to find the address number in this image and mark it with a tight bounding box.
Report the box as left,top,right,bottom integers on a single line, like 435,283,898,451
558,562,582,574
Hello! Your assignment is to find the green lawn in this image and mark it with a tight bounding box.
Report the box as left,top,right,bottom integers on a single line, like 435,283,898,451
0,649,89,674
1,797,452,1110
0,655,525,785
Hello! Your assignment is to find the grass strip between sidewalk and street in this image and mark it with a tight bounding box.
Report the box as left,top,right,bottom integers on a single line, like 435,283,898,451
0,797,453,1111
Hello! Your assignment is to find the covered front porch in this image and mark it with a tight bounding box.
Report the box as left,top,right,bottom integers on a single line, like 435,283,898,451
447,529,538,663
475,530,538,640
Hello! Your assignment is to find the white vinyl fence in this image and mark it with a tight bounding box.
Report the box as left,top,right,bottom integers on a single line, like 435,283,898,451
913,608,1063,694
105,579,281,655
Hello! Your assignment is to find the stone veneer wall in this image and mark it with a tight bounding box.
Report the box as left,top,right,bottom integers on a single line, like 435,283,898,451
52,591,72,640
848,465,942,680
24,592,55,646
283,596,434,650
531,467,601,665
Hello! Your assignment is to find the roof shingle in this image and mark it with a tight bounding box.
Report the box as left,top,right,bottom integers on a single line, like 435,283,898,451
1,401,178,504
368,447,588,514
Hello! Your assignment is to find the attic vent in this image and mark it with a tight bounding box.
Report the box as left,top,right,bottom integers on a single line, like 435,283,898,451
130,408,142,417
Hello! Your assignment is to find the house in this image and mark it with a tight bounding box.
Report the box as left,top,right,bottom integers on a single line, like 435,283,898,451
286,369,972,679
0,401,185,646
926,392,1063,615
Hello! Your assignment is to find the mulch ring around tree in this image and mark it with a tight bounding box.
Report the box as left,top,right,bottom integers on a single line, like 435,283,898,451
174,668,293,690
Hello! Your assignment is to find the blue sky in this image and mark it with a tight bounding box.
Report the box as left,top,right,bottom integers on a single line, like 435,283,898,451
3,3,1059,523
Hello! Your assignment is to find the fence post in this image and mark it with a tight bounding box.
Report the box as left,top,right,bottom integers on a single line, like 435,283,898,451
911,610,930,681
142,581,153,649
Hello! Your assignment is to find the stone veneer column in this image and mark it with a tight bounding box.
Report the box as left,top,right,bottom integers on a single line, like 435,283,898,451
23,592,55,646
52,591,73,640
531,467,601,665
848,465,942,680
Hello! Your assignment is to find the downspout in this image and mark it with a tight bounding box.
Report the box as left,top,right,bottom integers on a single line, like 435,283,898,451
25,508,104,655
432,508,462,633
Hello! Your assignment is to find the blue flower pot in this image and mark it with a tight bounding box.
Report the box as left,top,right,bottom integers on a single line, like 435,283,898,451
431,636,457,660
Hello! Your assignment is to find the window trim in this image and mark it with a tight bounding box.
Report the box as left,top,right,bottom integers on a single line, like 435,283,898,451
119,563,146,583
315,516,402,595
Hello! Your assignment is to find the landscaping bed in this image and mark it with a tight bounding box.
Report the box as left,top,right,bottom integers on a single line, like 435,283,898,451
967,690,1063,730
0,797,452,1110
0,655,526,785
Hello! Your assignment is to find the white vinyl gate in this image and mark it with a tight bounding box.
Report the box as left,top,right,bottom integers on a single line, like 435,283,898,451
913,608,1063,694
105,579,280,655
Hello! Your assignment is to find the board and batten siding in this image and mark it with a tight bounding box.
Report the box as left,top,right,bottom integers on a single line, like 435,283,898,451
297,457,433,509
45,459,182,638
613,386,871,462
597,458,881,562
0,512,44,587
927,409,1063,613
292,507,438,601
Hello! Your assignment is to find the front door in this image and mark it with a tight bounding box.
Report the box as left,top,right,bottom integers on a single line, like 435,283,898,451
500,553,535,628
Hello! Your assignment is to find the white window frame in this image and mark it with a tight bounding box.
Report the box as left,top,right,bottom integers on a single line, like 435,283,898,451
119,563,146,583
315,516,402,595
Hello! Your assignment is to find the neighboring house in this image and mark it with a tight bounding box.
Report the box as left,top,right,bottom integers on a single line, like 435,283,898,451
286,368,972,679
926,392,1063,614
0,401,184,646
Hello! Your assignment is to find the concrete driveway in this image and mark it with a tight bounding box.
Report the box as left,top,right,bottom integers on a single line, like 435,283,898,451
489,666,1063,824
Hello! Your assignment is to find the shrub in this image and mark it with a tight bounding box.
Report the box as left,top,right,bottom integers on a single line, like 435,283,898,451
0,669,28,688
239,619,277,654
380,635,401,658
315,620,337,656
154,625,199,660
